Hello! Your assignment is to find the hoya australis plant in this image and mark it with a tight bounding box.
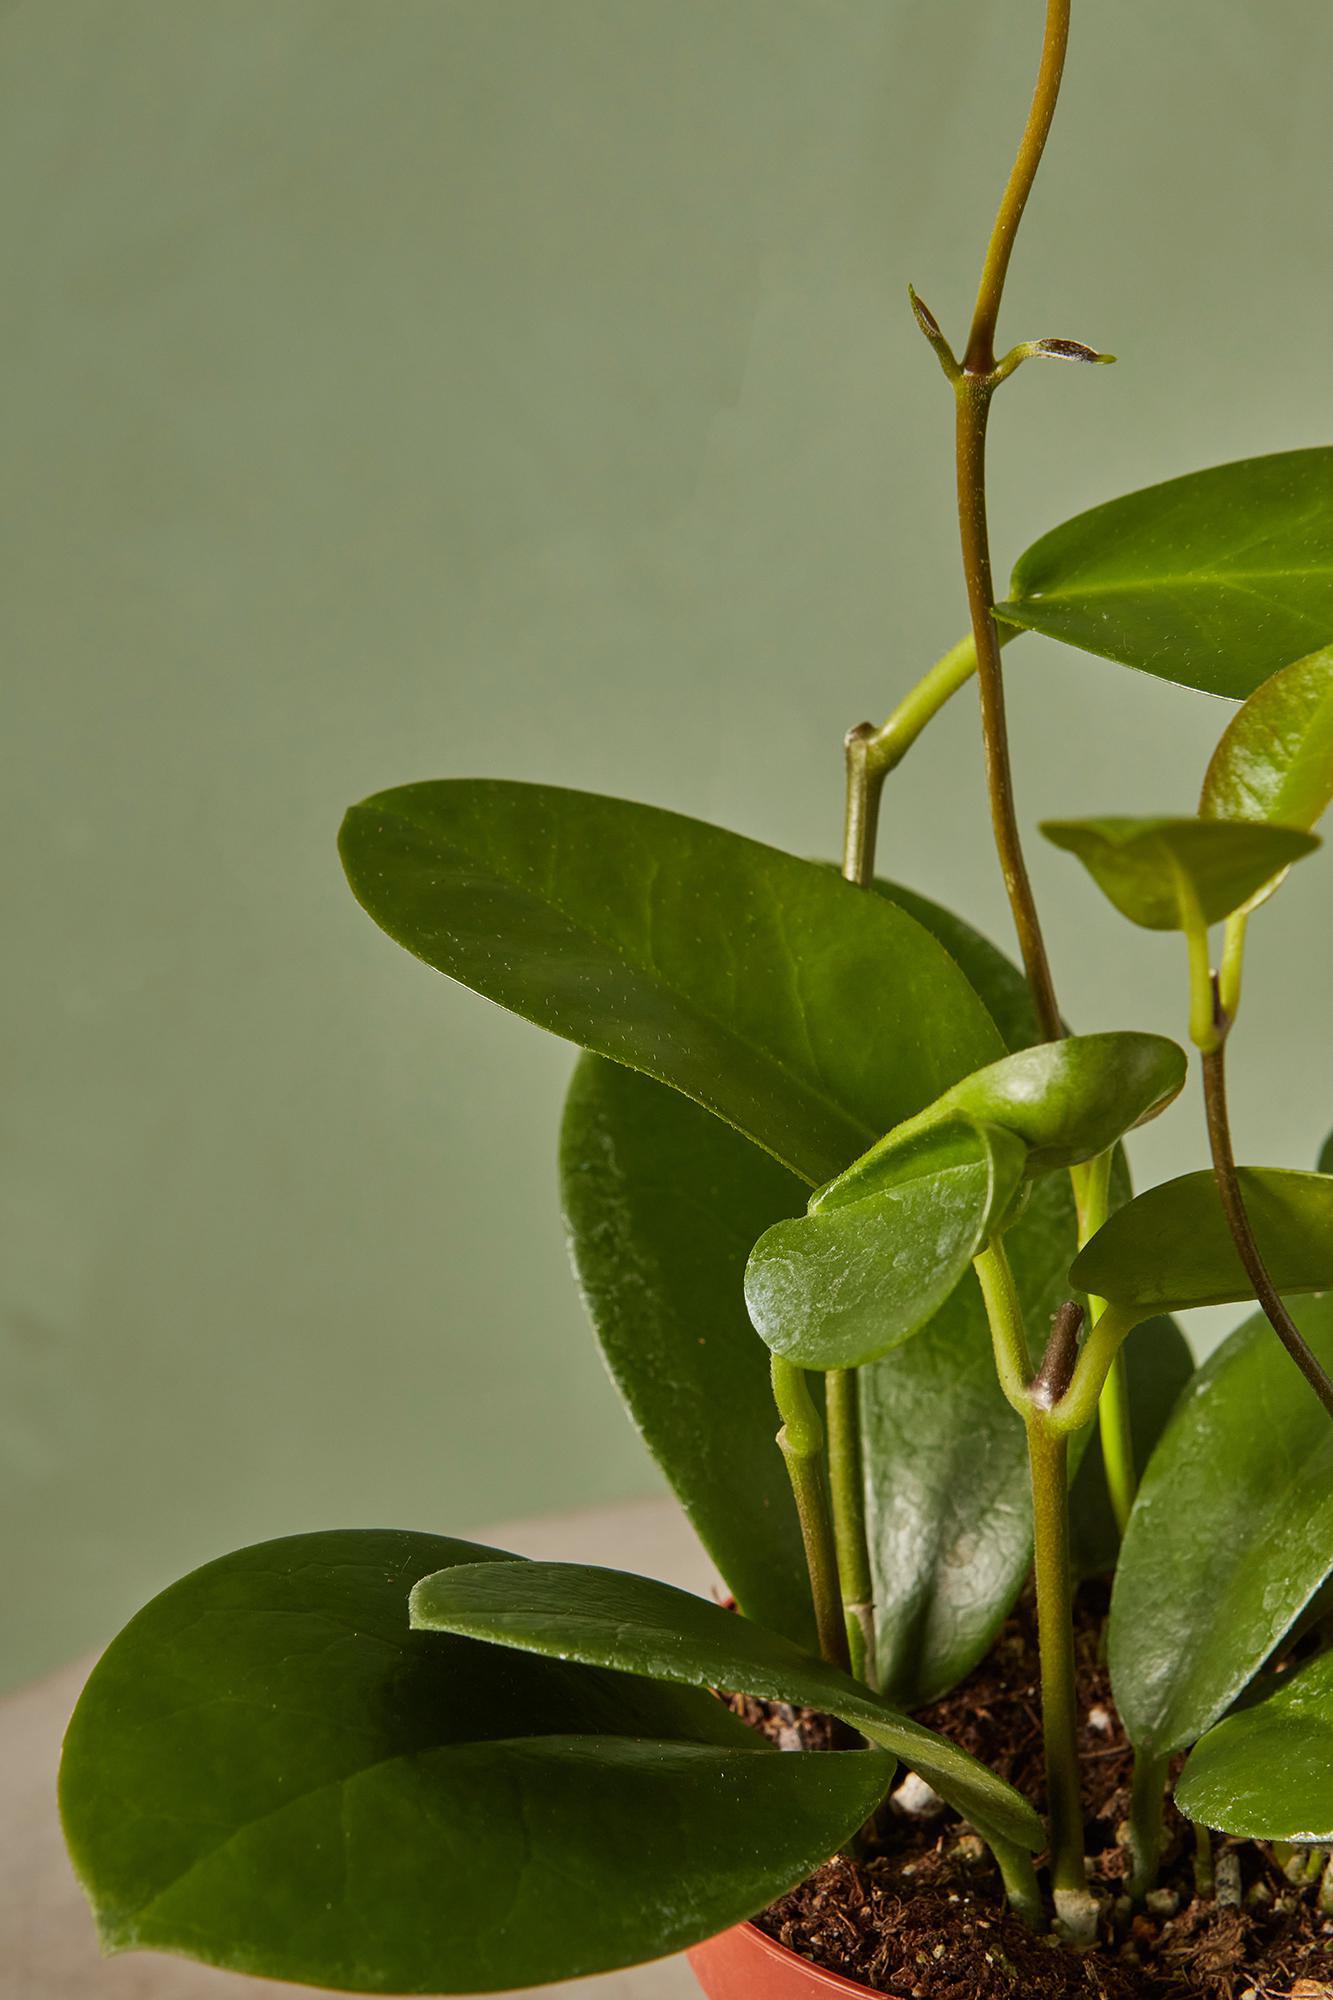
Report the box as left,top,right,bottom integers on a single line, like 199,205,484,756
59,3,1333,1993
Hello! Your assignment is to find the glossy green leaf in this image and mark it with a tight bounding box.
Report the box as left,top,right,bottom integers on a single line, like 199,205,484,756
1072,1168,1333,1319
411,1560,1044,1852
1068,1315,1195,1579
339,781,1002,1187
1176,1651,1333,1842
744,1117,1028,1370
1200,644,1333,832
997,448,1333,697
859,892,1084,1703
822,1032,1186,1198
1109,1296,1333,1755
874,879,1048,1052
562,881,1080,1705
1041,816,1319,931
61,1529,894,1992
560,1053,815,1649
1320,1128,1333,1176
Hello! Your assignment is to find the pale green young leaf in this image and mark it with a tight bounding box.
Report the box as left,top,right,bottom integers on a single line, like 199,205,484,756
1041,816,1318,930
1198,642,1333,914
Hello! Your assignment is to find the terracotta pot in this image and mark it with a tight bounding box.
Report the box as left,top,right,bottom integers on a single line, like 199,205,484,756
689,1920,871,1998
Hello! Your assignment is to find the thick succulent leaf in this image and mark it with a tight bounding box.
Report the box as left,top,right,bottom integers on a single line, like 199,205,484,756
1109,1297,1333,1755
997,449,1333,697
1176,1651,1333,1842
339,781,1002,1186
1200,644,1333,833
411,1560,1044,1852
60,1529,896,1992
823,1033,1186,1200
560,1054,815,1649
1068,1315,1195,1579
744,1118,1028,1370
872,879,1045,1051
1072,1168,1333,1318
562,880,1076,1705
1041,816,1319,931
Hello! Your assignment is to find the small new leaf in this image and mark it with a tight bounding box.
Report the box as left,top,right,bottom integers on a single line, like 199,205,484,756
908,285,960,380
745,1118,1026,1370
1041,815,1319,930
993,337,1115,383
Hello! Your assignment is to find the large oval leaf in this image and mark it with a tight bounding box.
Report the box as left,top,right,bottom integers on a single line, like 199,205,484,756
60,1530,891,1992
1176,1651,1333,1842
1041,816,1319,930
745,1119,1027,1370
1108,1296,1333,1755
339,782,1002,1186
1072,1168,1333,1319
561,1053,815,1649
1200,643,1333,832
997,449,1333,697
411,1559,1044,1852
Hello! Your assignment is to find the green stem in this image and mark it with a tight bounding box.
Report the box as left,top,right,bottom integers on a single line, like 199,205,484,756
1096,1351,1135,1537
1048,1301,1137,1436
1218,909,1248,1023
825,1369,876,1685
1202,1041,1333,1421
1183,905,1222,1054
1193,1820,1215,1899
1026,1413,1094,1938
991,1837,1043,1929
771,1356,852,1673
964,0,1072,375
945,0,1074,1044
1126,1748,1169,1899
826,734,882,1690
1071,1147,1135,1535
842,723,887,891
973,1239,1035,1415
955,379,1063,1043
861,629,1020,782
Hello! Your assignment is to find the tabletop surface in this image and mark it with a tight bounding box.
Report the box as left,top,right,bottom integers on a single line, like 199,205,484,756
1,1498,713,2000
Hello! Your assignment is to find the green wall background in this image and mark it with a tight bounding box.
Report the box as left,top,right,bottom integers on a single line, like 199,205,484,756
5,0,1333,1690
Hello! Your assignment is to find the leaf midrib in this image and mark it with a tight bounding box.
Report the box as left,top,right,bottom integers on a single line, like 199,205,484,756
1007,563,1333,606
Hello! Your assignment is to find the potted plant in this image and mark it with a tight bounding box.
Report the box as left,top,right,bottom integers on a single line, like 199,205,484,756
58,4,1333,1995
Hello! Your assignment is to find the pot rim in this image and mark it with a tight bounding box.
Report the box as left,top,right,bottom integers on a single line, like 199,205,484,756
694,1918,878,1996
